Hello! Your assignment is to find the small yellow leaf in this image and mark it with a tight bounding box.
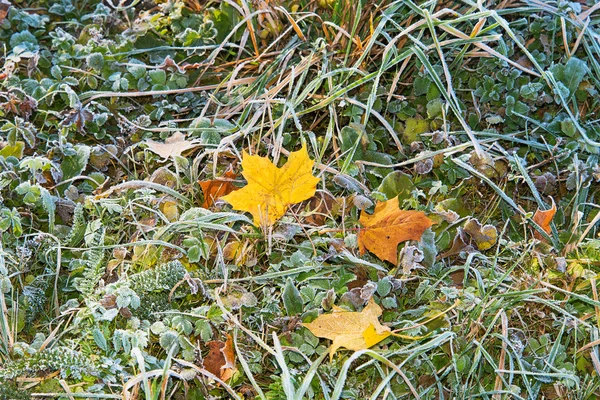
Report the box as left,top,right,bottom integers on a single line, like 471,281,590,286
303,298,391,359
463,218,497,250
358,197,433,264
221,146,320,226
160,199,179,222
363,323,392,348
0,141,25,159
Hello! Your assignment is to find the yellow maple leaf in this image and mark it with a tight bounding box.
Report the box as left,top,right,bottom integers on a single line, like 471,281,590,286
303,298,391,359
221,145,320,226
358,197,433,264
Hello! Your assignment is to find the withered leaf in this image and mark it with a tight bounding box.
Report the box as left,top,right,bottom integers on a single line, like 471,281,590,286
145,132,202,161
0,0,10,24
463,218,498,250
62,106,93,132
533,199,556,240
199,167,239,208
203,334,236,382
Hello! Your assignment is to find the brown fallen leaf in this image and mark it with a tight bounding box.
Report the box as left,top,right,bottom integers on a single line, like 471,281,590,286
157,55,185,73
533,199,556,240
358,197,433,264
145,132,201,161
0,0,10,24
303,298,391,359
439,228,475,259
203,334,236,382
199,167,239,208
347,266,369,290
305,192,339,226
439,218,496,258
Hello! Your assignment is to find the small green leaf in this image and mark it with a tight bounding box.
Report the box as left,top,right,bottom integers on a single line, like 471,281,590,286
402,118,429,143
283,278,303,316
92,328,107,351
414,76,431,96
148,69,166,85
378,171,415,202
419,228,437,268
376,278,392,297
61,144,90,181
86,53,104,70
550,57,588,100
187,245,201,263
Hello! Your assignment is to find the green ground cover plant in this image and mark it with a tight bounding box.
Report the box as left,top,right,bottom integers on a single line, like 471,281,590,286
1,0,600,398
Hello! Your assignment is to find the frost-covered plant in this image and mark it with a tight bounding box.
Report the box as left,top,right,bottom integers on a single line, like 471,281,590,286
0,347,95,380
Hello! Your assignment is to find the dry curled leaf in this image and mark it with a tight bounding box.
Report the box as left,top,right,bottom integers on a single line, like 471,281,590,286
221,145,319,226
463,218,498,251
305,192,341,226
533,199,556,240
303,298,391,359
145,132,201,161
358,197,433,264
199,167,238,208
440,218,496,258
439,228,475,258
203,334,236,382
399,245,424,275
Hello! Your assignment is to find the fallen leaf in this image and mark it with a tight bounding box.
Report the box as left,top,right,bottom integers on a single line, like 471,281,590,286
160,199,179,222
221,145,320,226
199,167,238,208
303,298,391,359
0,0,10,24
157,55,185,73
305,192,339,226
222,240,255,266
399,245,424,275
203,334,236,382
463,218,497,250
145,132,201,161
533,199,556,240
358,197,433,264
433,203,459,223
439,228,475,258
61,106,93,132
347,266,369,290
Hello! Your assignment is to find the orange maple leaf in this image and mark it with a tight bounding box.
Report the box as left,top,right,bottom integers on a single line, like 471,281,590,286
358,197,433,264
533,199,556,240
199,167,239,208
